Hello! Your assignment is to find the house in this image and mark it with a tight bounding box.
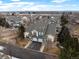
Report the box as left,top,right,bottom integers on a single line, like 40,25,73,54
5,16,22,28
24,15,57,43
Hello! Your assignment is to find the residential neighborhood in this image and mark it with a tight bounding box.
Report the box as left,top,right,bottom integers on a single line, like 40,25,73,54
0,11,78,59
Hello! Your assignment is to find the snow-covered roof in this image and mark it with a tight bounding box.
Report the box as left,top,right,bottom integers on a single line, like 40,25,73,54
0,46,5,51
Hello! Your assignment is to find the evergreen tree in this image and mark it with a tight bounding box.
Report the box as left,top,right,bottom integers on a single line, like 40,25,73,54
0,17,10,28
60,13,68,26
58,12,79,59
18,24,25,39
58,26,79,59
57,26,71,47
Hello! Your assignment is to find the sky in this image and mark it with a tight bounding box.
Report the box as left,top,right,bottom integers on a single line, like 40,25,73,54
0,0,79,11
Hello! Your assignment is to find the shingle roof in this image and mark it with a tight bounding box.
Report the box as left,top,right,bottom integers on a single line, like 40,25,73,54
26,18,49,33
5,16,22,23
26,18,57,36
0,42,58,59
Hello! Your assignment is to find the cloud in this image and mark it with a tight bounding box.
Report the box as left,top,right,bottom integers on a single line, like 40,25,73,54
0,1,78,11
0,2,35,11
17,4,79,11
52,0,67,3
10,2,34,5
11,0,20,2
17,4,63,11
0,1,3,4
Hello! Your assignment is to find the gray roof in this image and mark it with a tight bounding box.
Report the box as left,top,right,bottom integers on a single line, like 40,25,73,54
26,17,57,36
4,15,57,36
26,18,49,33
5,16,22,23
46,23,56,35
0,42,58,59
